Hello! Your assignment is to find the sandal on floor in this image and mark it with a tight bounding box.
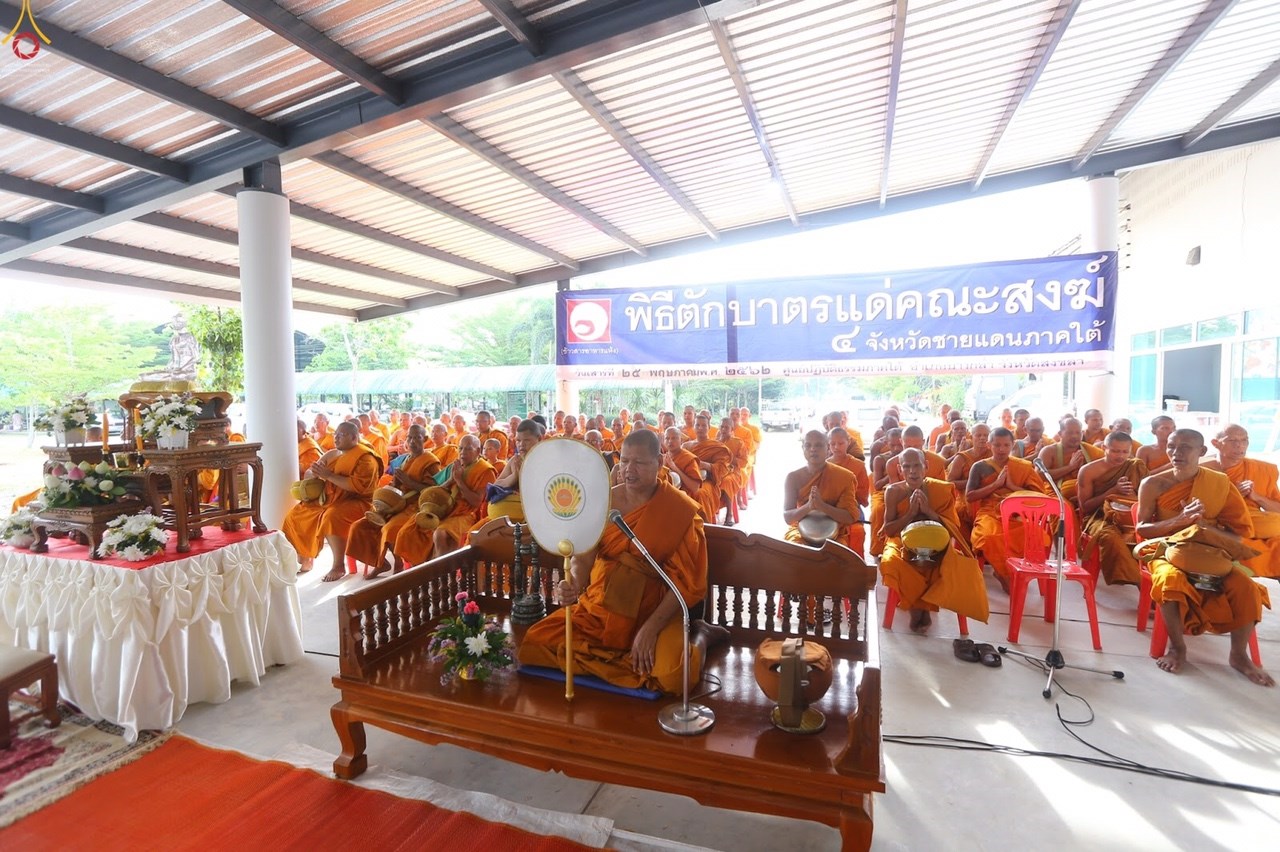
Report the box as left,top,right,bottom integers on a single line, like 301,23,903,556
953,638,981,663
974,643,1002,668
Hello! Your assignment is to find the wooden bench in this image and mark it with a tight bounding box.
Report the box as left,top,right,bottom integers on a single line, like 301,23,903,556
330,522,884,850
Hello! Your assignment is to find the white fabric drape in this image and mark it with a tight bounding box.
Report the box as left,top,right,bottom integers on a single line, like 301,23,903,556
0,532,305,742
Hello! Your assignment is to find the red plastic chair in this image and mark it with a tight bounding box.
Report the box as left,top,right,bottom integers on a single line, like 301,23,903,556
883,586,969,636
1081,503,1154,631
1002,494,1103,650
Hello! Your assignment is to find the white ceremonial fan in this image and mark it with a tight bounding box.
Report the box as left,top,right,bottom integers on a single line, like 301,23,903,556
518,437,611,556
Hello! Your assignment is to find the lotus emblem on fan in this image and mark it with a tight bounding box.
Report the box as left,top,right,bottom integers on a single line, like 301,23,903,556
546,474,584,520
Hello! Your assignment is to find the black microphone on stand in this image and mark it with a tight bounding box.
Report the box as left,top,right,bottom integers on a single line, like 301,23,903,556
608,509,714,736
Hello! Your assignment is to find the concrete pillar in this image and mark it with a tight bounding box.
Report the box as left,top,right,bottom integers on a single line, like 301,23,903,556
1078,174,1120,416
238,170,295,529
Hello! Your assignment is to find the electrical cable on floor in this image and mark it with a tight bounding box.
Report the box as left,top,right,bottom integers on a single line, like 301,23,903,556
885,654,1280,798
305,649,339,657
690,672,723,701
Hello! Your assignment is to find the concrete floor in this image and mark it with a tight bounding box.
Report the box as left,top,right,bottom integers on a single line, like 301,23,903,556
173,432,1280,851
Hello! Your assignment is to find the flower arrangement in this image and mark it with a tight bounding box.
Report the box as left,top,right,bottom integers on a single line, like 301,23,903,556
33,395,99,433
1,507,37,548
97,512,168,561
42,461,130,509
139,394,202,437
426,591,515,684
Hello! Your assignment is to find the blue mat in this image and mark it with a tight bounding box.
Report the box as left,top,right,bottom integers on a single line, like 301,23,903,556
517,665,662,700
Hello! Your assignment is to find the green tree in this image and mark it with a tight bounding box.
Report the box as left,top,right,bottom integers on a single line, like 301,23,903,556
419,298,554,367
182,305,244,395
305,316,415,372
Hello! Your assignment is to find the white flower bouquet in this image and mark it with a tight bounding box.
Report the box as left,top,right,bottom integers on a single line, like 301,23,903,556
139,394,202,438
42,461,130,509
97,512,168,561
1,507,38,548
33,395,99,433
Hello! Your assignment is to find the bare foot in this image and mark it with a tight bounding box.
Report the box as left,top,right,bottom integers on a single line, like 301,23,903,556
297,557,314,574
1157,646,1186,674
994,572,1010,595
1229,652,1276,686
908,609,932,634
366,560,391,580
321,566,346,582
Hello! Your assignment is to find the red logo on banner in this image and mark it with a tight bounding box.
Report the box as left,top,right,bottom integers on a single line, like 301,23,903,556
565,299,612,344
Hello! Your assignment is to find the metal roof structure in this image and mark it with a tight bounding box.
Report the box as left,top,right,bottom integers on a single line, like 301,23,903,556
292,364,657,395
0,0,1277,320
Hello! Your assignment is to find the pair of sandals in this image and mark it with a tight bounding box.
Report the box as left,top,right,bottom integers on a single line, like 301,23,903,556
954,638,1002,668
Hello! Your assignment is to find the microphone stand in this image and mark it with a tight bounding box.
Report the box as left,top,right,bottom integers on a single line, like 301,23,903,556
999,461,1123,698
610,511,714,735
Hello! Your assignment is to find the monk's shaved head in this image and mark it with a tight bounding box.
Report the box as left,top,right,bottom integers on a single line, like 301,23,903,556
622,426,661,458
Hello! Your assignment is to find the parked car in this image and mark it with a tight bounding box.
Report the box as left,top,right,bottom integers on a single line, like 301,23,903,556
759,404,801,432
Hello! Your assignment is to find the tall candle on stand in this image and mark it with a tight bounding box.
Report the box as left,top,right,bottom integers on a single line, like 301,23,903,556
101,404,110,451
133,407,144,452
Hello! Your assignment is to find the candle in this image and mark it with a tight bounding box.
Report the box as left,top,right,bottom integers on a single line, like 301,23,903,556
133,407,144,452
102,404,110,452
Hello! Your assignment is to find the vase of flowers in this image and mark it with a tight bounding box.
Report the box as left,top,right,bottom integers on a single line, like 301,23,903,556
1,507,37,548
42,461,130,509
140,394,201,449
426,592,515,684
33,395,99,446
97,512,168,561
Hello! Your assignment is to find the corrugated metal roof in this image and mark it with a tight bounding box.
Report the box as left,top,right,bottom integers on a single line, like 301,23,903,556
0,0,1275,319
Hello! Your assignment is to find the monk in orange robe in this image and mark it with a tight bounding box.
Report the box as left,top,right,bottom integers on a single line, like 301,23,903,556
717,417,750,513
1013,417,1052,460
297,419,323,478
518,429,707,693
926,405,953,455
388,412,413,456
827,426,869,557
663,426,715,523
1078,431,1147,585
1038,417,1103,504
312,413,335,451
1135,428,1271,685
428,423,459,467
393,435,494,567
1137,415,1175,474
281,421,382,581
679,406,697,442
967,427,1049,589
481,437,506,477
887,425,949,481
1082,408,1109,446
882,449,989,631
357,413,389,468
683,414,733,525
1205,423,1280,579
783,430,860,550
346,425,440,578
868,429,905,557
474,410,510,459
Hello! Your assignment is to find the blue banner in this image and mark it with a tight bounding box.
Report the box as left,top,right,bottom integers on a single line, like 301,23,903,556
556,253,1116,378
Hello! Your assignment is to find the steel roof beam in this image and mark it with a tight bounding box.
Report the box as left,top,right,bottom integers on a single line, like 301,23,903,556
3,259,355,317
0,173,105,212
709,20,799,226
422,114,646,255
135,211,459,296
65,236,408,307
878,0,908,208
1181,56,1280,149
219,0,404,104
0,104,188,181
24,10,286,146
312,151,581,269
1072,0,1238,170
552,69,719,240
972,0,1082,189
477,0,543,56
0,222,28,240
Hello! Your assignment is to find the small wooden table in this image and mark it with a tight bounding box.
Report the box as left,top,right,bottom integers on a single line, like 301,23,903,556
31,500,145,559
136,443,267,552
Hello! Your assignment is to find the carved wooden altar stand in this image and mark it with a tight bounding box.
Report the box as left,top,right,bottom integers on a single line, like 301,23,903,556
136,443,267,552
30,499,145,559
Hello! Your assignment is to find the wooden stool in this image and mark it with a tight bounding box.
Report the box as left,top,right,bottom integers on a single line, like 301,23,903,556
0,645,61,748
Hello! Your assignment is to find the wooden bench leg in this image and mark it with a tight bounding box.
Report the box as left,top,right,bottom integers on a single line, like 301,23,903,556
0,697,9,749
838,799,874,851
331,703,368,779
41,664,61,729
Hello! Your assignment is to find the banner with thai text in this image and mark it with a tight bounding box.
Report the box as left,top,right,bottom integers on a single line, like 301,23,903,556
556,253,1116,377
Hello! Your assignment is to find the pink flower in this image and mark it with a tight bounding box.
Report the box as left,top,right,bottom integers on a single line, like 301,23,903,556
66,466,85,481
463,601,480,615
455,591,469,602
52,464,66,476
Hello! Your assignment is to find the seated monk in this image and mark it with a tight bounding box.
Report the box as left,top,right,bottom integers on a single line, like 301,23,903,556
717,417,749,516
868,428,905,557
392,435,495,566
1082,408,1109,446
345,425,440,578
682,414,732,525
357,413,389,468
518,429,708,693
482,438,506,477
967,427,1048,591
312,413,335,451
428,423,459,467
947,423,992,538
926,405,953,455
474,410,510,459
888,426,949,481
1137,415,1175,474
783,430,860,551
1204,424,1280,579
881,448,989,633
1135,429,1272,685
827,426,869,557
1013,417,1051,460
585,429,617,471
933,411,964,453
1111,418,1142,457
281,421,383,581
663,426,713,522
1037,417,1103,505
679,405,697,442
939,418,971,460
486,418,547,522
388,411,413,456
1013,408,1030,441
297,418,323,478
867,416,900,460
1078,431,1147,585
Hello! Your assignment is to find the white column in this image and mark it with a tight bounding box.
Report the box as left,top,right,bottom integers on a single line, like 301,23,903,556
1078,174,1120,416
238,188,295,529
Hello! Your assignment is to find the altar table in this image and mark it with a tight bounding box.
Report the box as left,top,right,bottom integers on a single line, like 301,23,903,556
0,528,304,741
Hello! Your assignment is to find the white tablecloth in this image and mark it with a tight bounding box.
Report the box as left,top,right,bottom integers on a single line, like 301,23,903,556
0,531,305,742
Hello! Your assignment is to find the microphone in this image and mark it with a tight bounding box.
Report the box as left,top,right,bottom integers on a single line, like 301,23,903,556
1032,458,1051,479
608,508,635,540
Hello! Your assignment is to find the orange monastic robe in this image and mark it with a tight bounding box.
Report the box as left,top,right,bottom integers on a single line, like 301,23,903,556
280,444,382,559
722,435,749,508
969,457,1048,581
880,478,989,621
518,480,707,693
298,435,323,479
314,428,336,452
785,463,860,551
430,442,459,468
476,428,510,459
1080,458,1147,585
1046,442,1104,503
1144,469,1269,634
362,432,389,467
687,440,732,522
668,448,714,522
831,454,870,556
392,459,496,567
346,450,441,568
1221,458,1280,578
